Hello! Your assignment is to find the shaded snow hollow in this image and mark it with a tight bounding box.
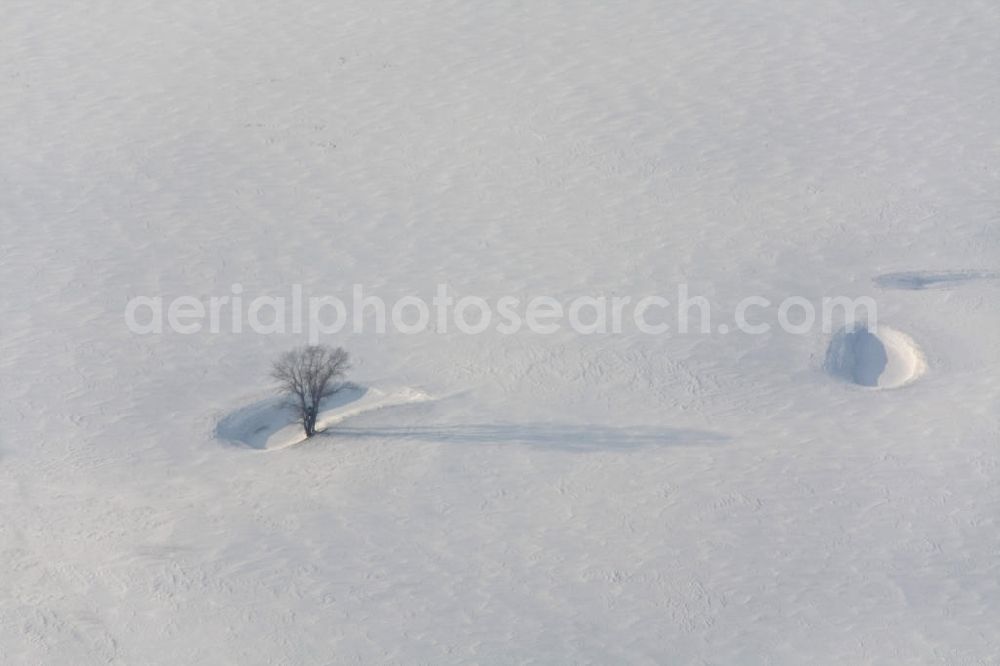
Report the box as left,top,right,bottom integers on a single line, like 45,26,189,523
824,325,927,389
216,386,433,450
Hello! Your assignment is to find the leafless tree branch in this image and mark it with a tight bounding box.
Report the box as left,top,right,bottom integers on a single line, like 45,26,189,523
271,345,351,437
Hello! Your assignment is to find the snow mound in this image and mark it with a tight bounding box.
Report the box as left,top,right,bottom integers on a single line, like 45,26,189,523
216,386,432,451
824,325,927,389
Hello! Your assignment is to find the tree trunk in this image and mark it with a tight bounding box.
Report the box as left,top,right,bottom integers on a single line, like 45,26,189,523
304,404,317,437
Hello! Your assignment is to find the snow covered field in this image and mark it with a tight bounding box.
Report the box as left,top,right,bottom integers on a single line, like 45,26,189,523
3,0,999,663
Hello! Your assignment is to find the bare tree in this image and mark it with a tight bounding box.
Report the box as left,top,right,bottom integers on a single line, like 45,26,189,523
271,345,351,438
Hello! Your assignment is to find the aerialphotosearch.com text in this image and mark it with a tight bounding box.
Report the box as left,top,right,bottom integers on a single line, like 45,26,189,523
124,284,877,342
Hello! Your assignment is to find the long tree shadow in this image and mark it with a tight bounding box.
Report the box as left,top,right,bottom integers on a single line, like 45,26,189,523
874,270,999,290
326,423,729,452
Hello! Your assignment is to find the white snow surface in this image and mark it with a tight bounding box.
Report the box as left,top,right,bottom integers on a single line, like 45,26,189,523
3,0,1000,663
